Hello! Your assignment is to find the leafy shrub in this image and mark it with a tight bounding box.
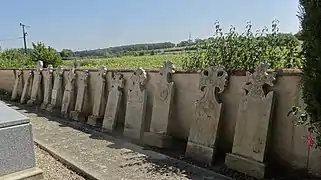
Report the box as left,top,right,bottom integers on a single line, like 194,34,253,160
293,0,321,148
0,49,33,68
182,20,303,70
30,42,62,67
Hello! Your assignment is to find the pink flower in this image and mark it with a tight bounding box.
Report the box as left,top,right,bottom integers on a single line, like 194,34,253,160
307,135,314,148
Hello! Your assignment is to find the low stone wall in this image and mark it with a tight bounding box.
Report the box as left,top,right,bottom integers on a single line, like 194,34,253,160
1,63,320,177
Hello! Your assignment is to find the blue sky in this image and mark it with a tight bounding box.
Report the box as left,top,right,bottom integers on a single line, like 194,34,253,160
0,0,300,51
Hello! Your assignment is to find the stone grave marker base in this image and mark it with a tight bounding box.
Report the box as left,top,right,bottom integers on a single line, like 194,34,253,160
124,128,143,142
225,153,266,179
87,115,102,127
185,141,214,164
39,103,47,110
143,132,173,148
70,111,86,122
45,105,60,116
26,100,35,106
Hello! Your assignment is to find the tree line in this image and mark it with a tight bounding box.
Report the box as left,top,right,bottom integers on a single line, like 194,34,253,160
59,32,300,59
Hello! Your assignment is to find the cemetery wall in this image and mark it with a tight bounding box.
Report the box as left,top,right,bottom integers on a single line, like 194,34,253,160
0,67,320,175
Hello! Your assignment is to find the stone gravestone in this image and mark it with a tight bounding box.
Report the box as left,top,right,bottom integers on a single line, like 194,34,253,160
143,61,176,148
185,67,228,164
20,71,33,104
87,66,107,126
40,65,54,110
225,62,276,179
124,68,148,141
70,70,89,122
11,69,23,101
46,66,64,112
27,61,44,106
0,102,43,179
102,72,125,132
61,68,76,117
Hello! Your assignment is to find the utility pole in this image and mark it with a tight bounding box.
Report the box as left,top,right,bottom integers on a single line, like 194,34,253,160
20,23,30,55
188,32,192,45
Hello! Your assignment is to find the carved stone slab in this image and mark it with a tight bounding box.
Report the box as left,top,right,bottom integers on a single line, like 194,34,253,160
143,61,175,148
102,72,124,132
11,69,23,101
185,67,228,164
70,70,89,122
46,66,64,112
41,65,54,110
61,68,76,117
87,66,107,126
20,71,33,104
225,62,277,179
27,61,43,105
124,68,148,141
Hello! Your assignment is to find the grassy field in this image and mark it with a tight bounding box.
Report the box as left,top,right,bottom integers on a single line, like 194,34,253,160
62,54,184,70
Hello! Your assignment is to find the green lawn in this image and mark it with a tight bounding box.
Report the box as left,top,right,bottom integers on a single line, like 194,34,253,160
62,54,184,70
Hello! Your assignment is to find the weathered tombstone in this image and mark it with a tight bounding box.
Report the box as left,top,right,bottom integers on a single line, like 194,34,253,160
61,68,76,117
46,66,64,112
225,62,276,179
40,65,54,110
27,61,44,105
0,102,43,179
87,66,107,126
124,68,148,141
20,71,33,104
143,61,176,148
102,72,125,132
11,69,23,101
70,70,89,122
185,67,228,164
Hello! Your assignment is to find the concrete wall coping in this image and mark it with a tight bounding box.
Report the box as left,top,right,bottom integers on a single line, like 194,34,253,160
5,68,303,76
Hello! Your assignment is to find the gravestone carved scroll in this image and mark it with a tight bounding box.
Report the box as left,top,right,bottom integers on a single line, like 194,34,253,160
46,66,64,112
11,69,23,101
87,66,107,126
27,61,44,105
185,66,228,164
102,72,125,132
143,61,176,148
124,68,148,140
225,62,277,179
61,68,76,117
41,65,54,110
70,70,89,121
20,71,33,104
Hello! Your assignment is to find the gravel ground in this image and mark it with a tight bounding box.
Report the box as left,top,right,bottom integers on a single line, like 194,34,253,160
35,145,86,180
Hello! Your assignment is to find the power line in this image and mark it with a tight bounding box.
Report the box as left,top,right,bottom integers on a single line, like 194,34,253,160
0,37,23,42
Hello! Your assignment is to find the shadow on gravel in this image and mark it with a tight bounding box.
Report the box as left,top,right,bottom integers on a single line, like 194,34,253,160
3,100,321,180
3,101,231,180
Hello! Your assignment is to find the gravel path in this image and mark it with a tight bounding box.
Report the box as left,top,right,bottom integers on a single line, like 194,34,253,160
35,145,86,180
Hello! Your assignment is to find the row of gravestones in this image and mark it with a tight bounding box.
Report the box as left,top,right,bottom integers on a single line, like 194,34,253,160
11,60,276,179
